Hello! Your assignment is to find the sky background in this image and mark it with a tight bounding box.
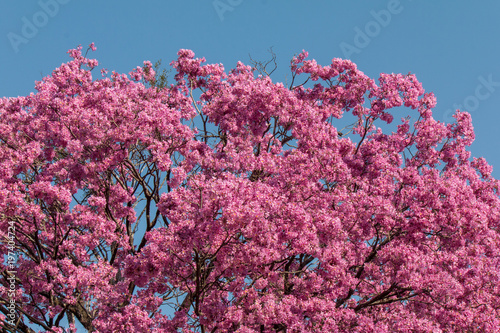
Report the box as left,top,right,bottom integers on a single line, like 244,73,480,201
1,1,500,177
1,1,500,330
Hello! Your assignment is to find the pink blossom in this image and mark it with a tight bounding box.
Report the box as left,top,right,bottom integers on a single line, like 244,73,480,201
0,44,499,332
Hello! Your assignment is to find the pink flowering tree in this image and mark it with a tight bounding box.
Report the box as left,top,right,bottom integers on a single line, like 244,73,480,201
1,44,499,332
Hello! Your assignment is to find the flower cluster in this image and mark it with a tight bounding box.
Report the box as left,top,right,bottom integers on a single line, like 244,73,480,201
0,43,499,332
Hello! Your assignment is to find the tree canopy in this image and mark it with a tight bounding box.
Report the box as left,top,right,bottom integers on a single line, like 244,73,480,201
1,44,499,332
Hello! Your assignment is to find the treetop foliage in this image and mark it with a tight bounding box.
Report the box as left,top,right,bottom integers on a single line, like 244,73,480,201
0,43,499,332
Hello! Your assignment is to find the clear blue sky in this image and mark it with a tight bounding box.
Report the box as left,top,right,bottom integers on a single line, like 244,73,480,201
1,1,499,177
1,1,500,330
